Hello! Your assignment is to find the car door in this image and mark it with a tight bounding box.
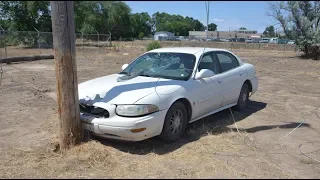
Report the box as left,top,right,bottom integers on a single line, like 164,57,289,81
188,52,223,119
213,51,246,107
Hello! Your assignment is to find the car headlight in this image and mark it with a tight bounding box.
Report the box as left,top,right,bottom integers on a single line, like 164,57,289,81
116,104,159,117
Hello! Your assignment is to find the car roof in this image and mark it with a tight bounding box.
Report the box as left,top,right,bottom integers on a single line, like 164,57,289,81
148,47,231,55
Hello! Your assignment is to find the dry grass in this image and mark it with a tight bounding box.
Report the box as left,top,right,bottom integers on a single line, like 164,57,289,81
0,131,294,178
0,42,319,178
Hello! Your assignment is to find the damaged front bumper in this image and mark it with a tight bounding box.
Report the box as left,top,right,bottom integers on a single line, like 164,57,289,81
80,102,168,141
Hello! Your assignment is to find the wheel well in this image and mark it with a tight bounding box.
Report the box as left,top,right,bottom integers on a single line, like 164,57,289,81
174,98,192,122
244,79,252,92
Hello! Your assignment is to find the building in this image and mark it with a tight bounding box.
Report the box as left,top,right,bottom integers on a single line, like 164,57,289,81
154,31,175,41
189,30,262,39
234,30,257,34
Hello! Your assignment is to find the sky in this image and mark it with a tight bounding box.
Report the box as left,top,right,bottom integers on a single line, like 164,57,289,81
125,1,280,33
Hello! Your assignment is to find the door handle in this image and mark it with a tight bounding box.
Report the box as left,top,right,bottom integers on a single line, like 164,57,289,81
239,72,243,76
217,79,222,83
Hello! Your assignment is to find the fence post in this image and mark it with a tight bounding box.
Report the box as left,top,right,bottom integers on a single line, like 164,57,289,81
0,27,7,57
95,30,99,47
4,36,7,57
0,31,3,85
34,28,41,55
80,31,84,54
108,31,112,47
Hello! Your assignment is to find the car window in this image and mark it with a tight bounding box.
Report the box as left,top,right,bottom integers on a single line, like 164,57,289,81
215,52,239,73
198,52,219,74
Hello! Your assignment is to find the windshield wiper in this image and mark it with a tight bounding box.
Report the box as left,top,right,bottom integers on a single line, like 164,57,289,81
119,71,130,75
138,74,151,77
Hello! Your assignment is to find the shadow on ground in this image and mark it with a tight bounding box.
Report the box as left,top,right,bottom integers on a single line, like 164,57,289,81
95,100,310,155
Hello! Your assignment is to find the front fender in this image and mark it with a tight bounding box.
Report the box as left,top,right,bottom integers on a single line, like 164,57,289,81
135,88,193,114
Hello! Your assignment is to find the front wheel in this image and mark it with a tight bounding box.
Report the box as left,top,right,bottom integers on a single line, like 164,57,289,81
159,102,188,142
235,83,250,111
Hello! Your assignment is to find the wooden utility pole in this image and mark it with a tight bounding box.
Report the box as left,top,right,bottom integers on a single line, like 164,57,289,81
51,1,82,151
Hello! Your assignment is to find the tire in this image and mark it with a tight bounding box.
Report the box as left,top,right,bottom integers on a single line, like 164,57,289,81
159,102,188,142
235,83,250,111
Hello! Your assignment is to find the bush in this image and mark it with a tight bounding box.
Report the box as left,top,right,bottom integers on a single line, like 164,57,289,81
147,41,161,51
308,44,320,60
138,32,144,40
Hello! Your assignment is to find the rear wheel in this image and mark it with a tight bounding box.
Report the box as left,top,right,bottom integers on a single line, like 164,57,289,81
235,83,250,111
160,102,188,142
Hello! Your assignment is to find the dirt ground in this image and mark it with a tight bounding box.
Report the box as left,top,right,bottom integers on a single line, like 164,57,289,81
0,43,319,178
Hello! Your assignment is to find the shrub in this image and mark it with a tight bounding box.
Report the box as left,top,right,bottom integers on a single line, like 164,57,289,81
138,32,144,40
147,41,161,51
308,44,320,60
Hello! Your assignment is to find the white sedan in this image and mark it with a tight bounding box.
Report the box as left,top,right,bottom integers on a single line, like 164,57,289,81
78,47,258,142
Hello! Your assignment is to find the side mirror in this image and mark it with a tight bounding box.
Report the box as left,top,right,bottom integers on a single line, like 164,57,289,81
195,69,215,79
122,64,128,70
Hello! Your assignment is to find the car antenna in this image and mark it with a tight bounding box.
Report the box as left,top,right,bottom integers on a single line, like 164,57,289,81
203,1,210,55
193,1,210,80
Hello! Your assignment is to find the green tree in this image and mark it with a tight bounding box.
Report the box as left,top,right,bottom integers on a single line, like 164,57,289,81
268,1,320,58
0,1,52,46
130,12,152,38
147,41,161,51
1,1,217,43
0,1,51,31
263,26,275,37
208,23,217,31
74,1,105,34
74,1,132,40
151,12,205,36
107,1,132,39
138,32,144,39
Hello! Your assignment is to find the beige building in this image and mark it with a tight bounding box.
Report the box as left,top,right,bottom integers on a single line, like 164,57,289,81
234,30,257,34
189,30,262,39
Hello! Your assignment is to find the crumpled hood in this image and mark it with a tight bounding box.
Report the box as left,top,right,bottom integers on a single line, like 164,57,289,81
78,74,186,105
78,74,162,104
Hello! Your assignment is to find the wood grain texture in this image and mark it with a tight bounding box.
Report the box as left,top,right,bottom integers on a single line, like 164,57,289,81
51,1,81,151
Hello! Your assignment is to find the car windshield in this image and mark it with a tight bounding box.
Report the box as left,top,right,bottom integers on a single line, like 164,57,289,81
119,52,196,81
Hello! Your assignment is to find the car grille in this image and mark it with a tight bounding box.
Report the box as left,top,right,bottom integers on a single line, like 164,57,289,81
79,103,110,118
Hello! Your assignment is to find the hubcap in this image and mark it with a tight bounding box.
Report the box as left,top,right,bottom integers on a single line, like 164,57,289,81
170,110,183,135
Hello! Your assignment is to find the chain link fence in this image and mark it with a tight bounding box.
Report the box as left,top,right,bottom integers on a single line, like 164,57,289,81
0,30,113,59
0,30,299,60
